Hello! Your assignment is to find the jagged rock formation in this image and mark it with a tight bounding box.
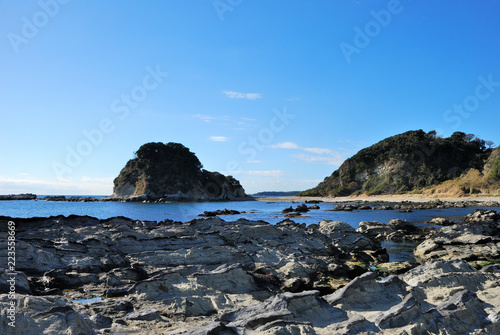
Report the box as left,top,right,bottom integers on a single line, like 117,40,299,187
111,142,249,201
0,215,387,334
414,209,500,265
1,213,500,333
299,130,496,196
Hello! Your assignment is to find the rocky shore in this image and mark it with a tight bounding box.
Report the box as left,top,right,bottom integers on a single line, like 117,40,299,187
269,196,500,210
0,209,499,334
14,195,255,203
0,194,37,201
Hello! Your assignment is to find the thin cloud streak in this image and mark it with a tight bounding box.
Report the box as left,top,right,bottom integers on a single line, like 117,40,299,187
269,142,300,149
270,142,350,166
231,170,284,177
223,90,262,100
209,136,229,142
291,153,345,166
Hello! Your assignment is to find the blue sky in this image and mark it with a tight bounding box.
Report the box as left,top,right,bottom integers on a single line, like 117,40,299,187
1,0,499,195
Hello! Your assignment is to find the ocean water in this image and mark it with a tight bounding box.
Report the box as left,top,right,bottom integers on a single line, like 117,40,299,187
0,198,496,229
2,198,497,262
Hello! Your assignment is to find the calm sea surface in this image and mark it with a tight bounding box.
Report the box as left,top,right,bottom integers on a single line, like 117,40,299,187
1,197,496,228
1,198,497,262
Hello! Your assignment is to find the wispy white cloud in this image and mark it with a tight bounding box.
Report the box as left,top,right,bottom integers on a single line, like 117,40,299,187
240,178,322,194
246,160,262,164
291,153,345,166
232,170,284,177
193,114,217,123
338,139,366,147
81,177,115,183
269,142,300,149
209,136,229,142
223,90,262,100
192,114,257,130
269,141,350,166
303,147,333,155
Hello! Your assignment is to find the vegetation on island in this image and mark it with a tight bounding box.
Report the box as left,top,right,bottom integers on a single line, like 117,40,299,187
299,130,499,197
113,142,246,199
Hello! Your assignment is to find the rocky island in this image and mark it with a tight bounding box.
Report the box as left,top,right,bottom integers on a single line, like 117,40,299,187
1,207,499,334
109,142,250,202
300,130,500,197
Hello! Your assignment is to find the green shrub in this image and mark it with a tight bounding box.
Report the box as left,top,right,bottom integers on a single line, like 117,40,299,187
301,130,493,196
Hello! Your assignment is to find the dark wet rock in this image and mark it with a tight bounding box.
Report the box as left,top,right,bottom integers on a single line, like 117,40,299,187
357,219,432,242
284,213,307,218
198,209,242,217
0,269,31,294
282,204,310,214
388,218,417,232
67,196,99,202
463,209,500,224
0,193,36,200
295,204,309,212
357,221,393,239
114,300,134,312
42,195,67,201
41,195,99,202
318,220,389,264
481,264,500,273
330,204,357,211
90,313,113,328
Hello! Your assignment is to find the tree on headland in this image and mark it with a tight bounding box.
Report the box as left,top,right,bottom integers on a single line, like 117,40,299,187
299,130,495,197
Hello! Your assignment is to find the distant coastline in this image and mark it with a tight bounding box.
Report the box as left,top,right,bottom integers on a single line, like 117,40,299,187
252,191,300,197
0,193,255,203
257,194,500,204
2,192,500,204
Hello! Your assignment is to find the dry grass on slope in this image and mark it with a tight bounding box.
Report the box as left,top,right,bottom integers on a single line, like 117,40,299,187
423,168,500,197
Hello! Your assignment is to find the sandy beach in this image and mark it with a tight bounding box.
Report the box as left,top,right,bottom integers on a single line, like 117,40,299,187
255,194,500,203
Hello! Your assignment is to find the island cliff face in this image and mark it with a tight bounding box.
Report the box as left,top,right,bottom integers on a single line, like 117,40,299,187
300,130,497,197
112,142,249,201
